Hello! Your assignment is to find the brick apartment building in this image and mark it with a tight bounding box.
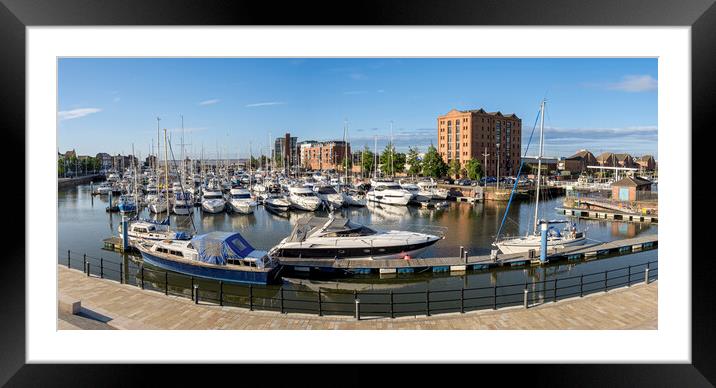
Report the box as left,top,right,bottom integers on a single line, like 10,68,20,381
437,108,522,177
299,140,351,171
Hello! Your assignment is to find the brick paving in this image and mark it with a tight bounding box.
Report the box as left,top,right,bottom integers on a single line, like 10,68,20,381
58,265,657,330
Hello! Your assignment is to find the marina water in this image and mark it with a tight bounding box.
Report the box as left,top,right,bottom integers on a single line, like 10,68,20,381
58,183,657,312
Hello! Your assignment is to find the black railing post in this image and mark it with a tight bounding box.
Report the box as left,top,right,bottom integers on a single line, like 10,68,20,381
119,262,123,284
219,281,223,306
85,261,90,276
580,274,583,297
190,276,194,300
524,282,529,309
194,284,199,304
83,254,86,272
553,278,558,303
100,258,104,279
317,290,322,316
67,250,71,268
280,286,285,314
493,284,497,310
390,290,394,318
604,270,608,292
426,288,430,317
249,285,254,311
460,287,465,314
140,266,145,289
165,272,169,295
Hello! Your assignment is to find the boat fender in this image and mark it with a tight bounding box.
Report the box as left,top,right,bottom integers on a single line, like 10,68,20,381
403,255,411,260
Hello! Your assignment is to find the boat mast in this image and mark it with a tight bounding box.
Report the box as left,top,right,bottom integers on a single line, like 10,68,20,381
344,119,348,185
164,128,170,223
373,135,378,180
132,143,137,207
390,121,394,179
533,99,546,235
156,117,161,190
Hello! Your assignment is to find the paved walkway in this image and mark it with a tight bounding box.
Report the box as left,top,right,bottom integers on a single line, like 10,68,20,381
58,266,657,330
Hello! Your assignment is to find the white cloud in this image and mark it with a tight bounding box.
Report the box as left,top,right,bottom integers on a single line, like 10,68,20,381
245,101,286,107
199,99,220,106
349,73,367,80
58,108,102,121
606,75,658,92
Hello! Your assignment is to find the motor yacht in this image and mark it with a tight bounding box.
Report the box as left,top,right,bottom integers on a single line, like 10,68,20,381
135,231,278,284
173,191,194,215
270,216,443,260
226,188,257,214
201,186,226,213
314,184,344,209
118,220,191,247
288,186,322,211
366,179,413,206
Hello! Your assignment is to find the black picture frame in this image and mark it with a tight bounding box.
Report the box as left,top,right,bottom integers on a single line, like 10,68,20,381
2,0,713,385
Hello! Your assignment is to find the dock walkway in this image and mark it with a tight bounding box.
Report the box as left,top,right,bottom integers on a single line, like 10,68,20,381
278,234,658,274
58,265,657,329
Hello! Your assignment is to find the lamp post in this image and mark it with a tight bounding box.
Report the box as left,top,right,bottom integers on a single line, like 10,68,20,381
482,148,490,189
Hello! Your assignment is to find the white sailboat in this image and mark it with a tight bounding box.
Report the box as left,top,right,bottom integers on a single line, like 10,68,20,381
494,100,587,255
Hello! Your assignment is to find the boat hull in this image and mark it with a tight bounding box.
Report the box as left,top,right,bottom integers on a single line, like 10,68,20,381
273,238,439,261
496,235,587,255
140,251,277,284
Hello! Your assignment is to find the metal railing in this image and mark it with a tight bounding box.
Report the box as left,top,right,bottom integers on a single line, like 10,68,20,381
61,250,657,320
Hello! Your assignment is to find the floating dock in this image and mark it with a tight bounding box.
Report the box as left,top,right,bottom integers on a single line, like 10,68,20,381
558,207,658,224
278,234,658,275
103,233,657,278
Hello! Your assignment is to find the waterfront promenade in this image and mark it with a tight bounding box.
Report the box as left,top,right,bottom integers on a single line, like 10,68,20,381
58,266,657,330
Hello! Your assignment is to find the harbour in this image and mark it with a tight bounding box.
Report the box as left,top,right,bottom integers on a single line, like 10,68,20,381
55,57,659,331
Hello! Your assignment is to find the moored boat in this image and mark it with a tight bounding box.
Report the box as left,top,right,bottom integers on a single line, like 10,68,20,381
136,231,279,284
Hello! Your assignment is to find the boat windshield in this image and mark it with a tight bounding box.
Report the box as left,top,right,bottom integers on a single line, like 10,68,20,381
297,192,316,197
317,187,337,194
231,193,251,199
204,194,223,200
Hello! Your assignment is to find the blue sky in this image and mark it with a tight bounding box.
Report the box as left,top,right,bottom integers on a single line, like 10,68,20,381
58,58,657,159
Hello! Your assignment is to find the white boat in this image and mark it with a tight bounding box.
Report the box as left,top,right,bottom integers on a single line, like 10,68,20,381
173,191,194,215
226,188,257,214
494,99,587,255
343,189,367,207
95,182,113,195
314,184,344,209
366,179,413,206
201,187,226,213
148,195,169,214
288,186,322,211
264,195,291,213
417,179,449,200
496,222,587,254
118,220,191,247
270,216,444,260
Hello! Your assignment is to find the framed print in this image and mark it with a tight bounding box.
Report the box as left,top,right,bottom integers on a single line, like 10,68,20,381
3,0,715,385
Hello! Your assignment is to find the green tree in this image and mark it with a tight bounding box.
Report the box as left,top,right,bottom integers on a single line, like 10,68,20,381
421,145,448,178
449,159,461,178
379,143,405,176
58,157,65,176
360,146,375,177
465,159,483,181
406,147,422,177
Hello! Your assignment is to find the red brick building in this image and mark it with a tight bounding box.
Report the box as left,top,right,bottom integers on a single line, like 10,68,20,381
437,108,522,177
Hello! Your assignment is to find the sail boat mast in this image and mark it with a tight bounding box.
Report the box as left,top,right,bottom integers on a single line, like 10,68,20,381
164,128,170,227
533,99,546,235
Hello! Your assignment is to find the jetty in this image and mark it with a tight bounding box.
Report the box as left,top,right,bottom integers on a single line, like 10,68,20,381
278,234,658,275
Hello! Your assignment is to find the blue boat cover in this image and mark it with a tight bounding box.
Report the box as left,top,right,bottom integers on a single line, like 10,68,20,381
191,232,256,265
